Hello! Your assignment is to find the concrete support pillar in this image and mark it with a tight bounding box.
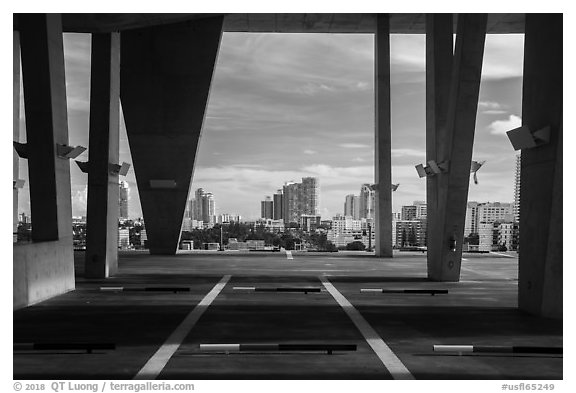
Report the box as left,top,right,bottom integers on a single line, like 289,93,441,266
19,13,73,244
518,14,562,319
374,14,393,257
425,14,453,279
13,31,20,238
15,14,75,308
121,17,223,255
85,33,121,278
426,14,487,281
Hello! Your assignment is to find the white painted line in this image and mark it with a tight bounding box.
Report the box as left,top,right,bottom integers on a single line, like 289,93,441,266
462,258,469,261
232,287,256,291
360,288,383,293
134,275,231,380
319,276,414,380
489,251,516,258
434,345,473,353
200,344,240,352
286,250,293,260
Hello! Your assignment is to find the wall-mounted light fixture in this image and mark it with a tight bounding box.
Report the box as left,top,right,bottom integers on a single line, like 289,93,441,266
75,161,89,173
506,125,550,151
470,160,486,185
109,162,131,176
391,183,400,191
13,142,28,159
415,160,450,178
56,144,86,159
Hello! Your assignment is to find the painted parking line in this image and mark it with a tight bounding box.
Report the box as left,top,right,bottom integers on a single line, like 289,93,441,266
319,276,414,380
134,275,231,380
285,250,294,260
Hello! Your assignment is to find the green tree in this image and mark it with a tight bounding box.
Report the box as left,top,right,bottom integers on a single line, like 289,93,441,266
346,241,366,251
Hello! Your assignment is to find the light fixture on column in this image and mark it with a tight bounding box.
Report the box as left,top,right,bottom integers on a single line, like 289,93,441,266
75,161,89,173
392,183,400,191
13,142,28,159
415,160,450,178
13,179,25,189
56,144,87,159
109,162,131,176
506,125,550,151
470,160,486,185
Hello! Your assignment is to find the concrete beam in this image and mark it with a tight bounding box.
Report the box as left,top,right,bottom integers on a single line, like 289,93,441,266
120,17,223,255
15,14,75,308
85,33,121,278
518,14,562,319
374,14,393,257
427,14,487,281
425,14,453,279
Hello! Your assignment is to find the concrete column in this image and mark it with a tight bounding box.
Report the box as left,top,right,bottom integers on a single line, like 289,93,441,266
518,14,562,319
425,14,453,279
15,14,75,308
374,14,393,257
14,31,20,237
19,14,73,244
85,33,121,278
428,14,487,281
121,17,223,254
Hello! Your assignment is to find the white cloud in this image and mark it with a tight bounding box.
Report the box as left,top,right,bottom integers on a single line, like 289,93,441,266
352,157,366,162
478,101,508,115
488,115,522,135
483,110,508,115
339,143,370,149
303,149,317,155
391,148,426,158
479,101,503,110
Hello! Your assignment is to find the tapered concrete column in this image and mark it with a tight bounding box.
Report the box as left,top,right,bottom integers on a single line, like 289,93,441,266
121,17,223,255
518,14,562,319
374,14,393,257
427,14,487,281
15,14,75,308
425,14,453,278
85,33,120,278
14,31,20,237
19,14,73,244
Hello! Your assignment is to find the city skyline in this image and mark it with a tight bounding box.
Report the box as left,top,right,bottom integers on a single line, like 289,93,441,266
16,32,524,220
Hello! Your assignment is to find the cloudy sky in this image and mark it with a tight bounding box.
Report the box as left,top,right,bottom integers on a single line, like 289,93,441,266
17,29,525,220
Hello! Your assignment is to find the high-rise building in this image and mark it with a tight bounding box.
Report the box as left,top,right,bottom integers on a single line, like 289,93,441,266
273,189,283,220
119,181,129,219
344,194,361,219
394,219,427,248
477,202,514,225
300,214,321,232
344,194,355,217
282,177,319,224
401,205,417,221
514,154,521,223
359,184,375,219
301,177,319,215
261,196,273,219
464,201,479,236
465,201,513,235
202,192,216,226
190,188,216,227
413,201,427,219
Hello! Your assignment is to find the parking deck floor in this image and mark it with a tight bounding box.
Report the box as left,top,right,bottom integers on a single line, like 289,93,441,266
13,250,562,380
